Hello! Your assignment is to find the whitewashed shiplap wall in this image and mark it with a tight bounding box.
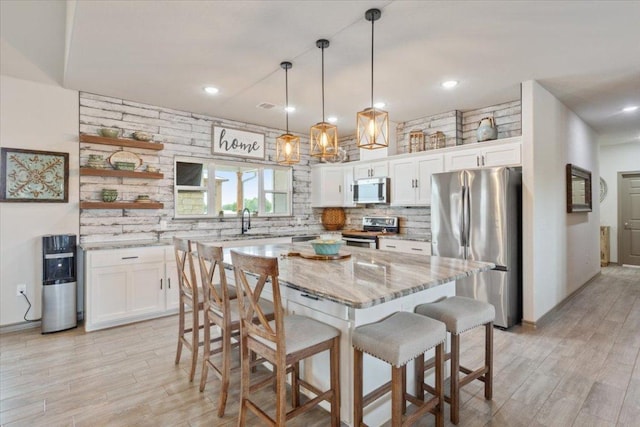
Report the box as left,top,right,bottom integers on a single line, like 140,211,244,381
79,92,321,243
79,93,521,243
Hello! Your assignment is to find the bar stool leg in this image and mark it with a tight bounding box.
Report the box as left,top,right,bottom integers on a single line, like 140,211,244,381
330,337,341,427
415,354,425,399
354,348,364,426
485,322,493,400
435,342,444,427
189,306,199,382
391,365,403,427
451,333,460,424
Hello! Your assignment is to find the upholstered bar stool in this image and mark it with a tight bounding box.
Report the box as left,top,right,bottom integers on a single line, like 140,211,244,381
414,296,495,424
353,311,446,427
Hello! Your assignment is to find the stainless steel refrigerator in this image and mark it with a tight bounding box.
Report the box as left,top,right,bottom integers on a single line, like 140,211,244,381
431,167,522,328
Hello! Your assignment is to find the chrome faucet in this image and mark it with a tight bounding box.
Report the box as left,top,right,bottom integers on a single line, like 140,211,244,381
241,208,251,234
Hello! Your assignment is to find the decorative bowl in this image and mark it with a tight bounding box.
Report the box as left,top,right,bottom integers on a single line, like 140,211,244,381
310,239,344,256
132,131,152,141
102,189,118,202
98,128,120,138
114,161,136,171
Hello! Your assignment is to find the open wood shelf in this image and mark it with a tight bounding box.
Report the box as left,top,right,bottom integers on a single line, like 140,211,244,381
80,168,164,179
80,201,164,210
79,134,164,151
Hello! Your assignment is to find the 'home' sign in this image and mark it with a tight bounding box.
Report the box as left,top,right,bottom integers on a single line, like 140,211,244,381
212,126,265,160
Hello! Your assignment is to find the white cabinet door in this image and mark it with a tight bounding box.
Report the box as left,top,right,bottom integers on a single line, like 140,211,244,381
129,262,165,316
482,142,521,167
354,160,388,179
445,139,522,171
311,165,344,207
389,158,416,206
90,266,129,324
165,258,180,312
444,147,481,171
390,154,443,206
342,166,356,207
416,154,444,205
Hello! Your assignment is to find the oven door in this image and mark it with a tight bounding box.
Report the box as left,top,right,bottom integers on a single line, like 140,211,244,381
342,237,377,249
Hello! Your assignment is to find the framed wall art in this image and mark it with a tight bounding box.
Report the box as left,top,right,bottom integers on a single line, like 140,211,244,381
566,163,592,213
212,126,265,160
0,148,69,203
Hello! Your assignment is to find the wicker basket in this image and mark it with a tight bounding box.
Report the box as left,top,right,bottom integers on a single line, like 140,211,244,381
321,207,346,231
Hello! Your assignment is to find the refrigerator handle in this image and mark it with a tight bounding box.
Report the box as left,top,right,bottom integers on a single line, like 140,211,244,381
460,185,467,248
464,183,471,251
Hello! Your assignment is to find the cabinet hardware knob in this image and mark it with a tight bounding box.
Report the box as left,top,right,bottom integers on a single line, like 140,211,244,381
160,278,163,289
301,293,320,301
122,256,139,260
168,278,171,288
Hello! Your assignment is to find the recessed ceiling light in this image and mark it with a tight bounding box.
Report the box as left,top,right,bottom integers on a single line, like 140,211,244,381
441,80,459,89
622,105,638,112
285,106,296,113
374,102,386,109
204,86,219,95
327,116,338,123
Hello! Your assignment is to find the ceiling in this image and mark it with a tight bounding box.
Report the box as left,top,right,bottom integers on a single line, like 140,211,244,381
2,1,639,145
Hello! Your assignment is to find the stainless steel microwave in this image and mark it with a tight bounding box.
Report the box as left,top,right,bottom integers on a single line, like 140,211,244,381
353,177,390,204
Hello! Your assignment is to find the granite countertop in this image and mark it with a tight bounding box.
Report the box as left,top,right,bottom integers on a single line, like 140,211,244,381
222,243,494,309
80,234,319,251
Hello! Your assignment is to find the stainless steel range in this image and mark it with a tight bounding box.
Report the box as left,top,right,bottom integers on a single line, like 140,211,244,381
341,216,399,249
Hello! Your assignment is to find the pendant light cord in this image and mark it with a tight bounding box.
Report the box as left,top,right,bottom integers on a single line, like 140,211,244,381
285,67,290,133
321,45,326,122
370,16,375,109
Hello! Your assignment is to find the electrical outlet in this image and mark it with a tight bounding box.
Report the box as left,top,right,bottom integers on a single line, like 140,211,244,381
16,284,26,296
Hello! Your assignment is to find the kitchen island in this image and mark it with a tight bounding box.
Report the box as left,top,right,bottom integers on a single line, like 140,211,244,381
221,242,494,426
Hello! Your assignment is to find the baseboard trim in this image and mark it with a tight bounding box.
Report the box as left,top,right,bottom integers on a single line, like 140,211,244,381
0,320,41,335
521,270,602,330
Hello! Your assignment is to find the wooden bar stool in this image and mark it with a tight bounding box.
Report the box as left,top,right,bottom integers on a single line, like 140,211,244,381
414,296,495,424
173,237,202,382
353,311,446,427
231,250,341,426
195,242,274,417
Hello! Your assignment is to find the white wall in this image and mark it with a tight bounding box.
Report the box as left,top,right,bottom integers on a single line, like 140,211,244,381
521,80,600,324
599,142,640,262
0,75,79,326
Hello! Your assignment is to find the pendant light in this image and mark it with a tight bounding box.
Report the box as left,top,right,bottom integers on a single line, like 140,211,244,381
310,39,338,159
356,8,389,150
276,61,300,165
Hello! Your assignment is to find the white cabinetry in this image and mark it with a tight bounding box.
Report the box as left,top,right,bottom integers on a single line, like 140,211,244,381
311,164,356,207
165,248,180,311
444,137,521,171
389,153,443,206
353,159,388,179
378,239,431,255
85,246,174,331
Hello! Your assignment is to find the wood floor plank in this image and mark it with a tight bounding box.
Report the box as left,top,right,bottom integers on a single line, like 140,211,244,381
1,265,638,426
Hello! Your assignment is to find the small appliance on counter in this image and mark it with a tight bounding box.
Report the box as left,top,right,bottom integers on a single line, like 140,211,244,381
341,216,399,249
41,234,77,333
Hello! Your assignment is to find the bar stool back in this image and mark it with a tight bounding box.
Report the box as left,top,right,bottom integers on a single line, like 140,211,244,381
415,296,495,424
173,237,202,382
232,250,341,426
196,243,274,417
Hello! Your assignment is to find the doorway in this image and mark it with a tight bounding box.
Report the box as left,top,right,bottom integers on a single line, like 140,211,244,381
618,171,640,266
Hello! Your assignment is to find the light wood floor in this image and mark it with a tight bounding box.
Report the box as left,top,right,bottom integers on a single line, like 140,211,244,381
1,266,638,426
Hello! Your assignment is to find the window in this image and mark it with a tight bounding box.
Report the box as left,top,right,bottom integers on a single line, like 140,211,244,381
174,157,292,218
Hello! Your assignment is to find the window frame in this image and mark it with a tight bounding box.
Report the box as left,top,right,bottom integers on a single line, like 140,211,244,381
173,156,293,219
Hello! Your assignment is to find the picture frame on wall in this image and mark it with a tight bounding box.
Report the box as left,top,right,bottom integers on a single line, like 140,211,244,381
0,148,69,203
212,126,265,160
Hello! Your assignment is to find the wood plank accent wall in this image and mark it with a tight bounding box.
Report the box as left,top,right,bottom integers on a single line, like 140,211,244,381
79,93,319,243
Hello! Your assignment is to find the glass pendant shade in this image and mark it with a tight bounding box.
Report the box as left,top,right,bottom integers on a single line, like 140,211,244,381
276,133,300,165
357,107,389,149
310,39,338,159
310,121,338,158
277,61,299,165
357,8,388,150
